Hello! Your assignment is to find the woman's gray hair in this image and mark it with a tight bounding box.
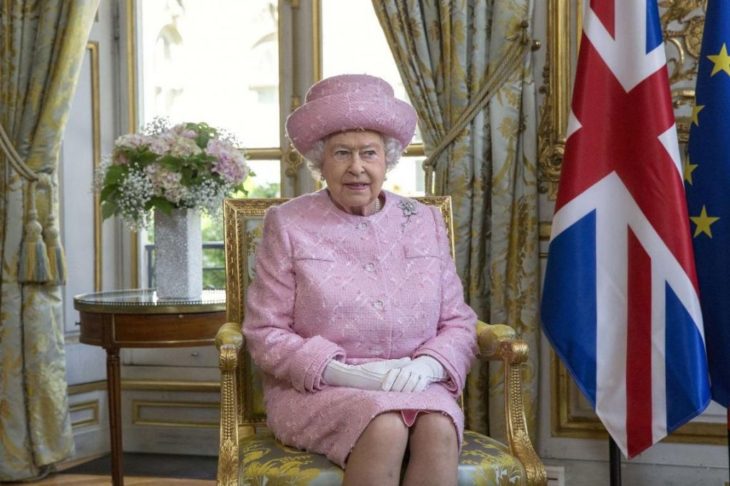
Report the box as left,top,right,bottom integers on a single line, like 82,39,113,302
303,134,404,179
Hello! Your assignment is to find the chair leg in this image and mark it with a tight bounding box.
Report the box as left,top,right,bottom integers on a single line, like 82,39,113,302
502,342,547,486
217,344,240,486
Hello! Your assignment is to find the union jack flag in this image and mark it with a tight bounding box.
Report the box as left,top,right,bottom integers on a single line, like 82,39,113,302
541,0,710,458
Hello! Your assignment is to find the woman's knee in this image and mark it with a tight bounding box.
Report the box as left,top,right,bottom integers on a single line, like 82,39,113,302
347,412,408,472
410,413,458,452
363,412,409,448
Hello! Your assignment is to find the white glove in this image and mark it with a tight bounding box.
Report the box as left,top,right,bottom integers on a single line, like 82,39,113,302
382,356,447,393
323,357,412,390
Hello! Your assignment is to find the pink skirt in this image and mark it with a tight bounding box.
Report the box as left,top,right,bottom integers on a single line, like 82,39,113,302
400,409,423,426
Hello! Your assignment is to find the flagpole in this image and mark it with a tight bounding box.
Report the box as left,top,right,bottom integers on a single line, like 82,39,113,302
609,437,622,486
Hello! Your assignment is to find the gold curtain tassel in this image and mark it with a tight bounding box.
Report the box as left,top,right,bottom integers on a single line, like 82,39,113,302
43,177,67,284
44,221,66,285
18,182,51,283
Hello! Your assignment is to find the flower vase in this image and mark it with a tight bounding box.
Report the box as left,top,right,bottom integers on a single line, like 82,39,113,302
154,208,202,300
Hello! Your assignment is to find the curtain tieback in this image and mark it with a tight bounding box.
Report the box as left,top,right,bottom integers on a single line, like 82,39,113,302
1,123,67,284
39,174,67,285
422,22,537,173
19,180,51,283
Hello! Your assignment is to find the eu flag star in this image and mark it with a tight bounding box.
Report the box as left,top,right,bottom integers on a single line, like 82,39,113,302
708,43,730,76
691,105,704,126
684,158,698,184
691,205,720,237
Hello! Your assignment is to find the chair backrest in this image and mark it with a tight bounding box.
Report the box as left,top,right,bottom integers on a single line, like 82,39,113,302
223,195,454,426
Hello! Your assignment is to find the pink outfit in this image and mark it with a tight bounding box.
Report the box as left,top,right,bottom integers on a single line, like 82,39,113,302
242,190,477,467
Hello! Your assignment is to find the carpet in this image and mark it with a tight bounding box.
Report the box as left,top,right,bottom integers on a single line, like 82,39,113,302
62,453,217,480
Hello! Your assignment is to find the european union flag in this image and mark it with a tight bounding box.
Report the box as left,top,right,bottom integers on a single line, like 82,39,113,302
686,0,730,408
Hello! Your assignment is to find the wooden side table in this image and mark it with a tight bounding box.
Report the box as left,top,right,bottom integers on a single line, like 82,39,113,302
74,289,226,486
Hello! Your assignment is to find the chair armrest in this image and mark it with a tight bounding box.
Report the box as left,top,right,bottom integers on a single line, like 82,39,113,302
215,321,244,352
216,322,243,486
477,321,518,360
476,320,547,486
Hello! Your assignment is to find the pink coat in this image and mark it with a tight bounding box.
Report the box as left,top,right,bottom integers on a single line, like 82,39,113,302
243,190,477,467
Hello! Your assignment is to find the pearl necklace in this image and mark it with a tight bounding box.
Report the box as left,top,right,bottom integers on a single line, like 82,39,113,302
373,197,382,213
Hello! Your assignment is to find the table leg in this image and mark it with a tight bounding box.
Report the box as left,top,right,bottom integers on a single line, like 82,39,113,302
106,347,124,486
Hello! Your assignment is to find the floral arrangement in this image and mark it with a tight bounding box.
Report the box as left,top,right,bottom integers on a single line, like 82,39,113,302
96,119,249,229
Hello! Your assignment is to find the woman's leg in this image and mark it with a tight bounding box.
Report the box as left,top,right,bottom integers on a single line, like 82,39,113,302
344,412,409,486
402,413,459,486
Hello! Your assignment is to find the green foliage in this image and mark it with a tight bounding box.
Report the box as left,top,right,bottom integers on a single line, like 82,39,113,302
247,182,280,198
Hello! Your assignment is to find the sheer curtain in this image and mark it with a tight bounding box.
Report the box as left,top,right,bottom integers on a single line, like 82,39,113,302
0,1,99,480
372,0,539,441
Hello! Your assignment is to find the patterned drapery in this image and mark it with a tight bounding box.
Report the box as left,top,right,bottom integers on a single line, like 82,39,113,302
0,1,99,480
372,0,539,442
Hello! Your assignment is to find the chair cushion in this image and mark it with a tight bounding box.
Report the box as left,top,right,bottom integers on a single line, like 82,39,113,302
458,430,527,485
240,433,344,485
239,430,525,485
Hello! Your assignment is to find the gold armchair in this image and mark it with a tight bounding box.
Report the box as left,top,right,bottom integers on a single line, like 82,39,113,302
216,196,546,485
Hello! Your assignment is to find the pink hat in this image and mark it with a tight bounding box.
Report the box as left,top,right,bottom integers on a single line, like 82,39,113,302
285,74,418,155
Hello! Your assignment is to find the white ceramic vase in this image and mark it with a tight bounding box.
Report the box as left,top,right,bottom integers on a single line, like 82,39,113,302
154,208,203,300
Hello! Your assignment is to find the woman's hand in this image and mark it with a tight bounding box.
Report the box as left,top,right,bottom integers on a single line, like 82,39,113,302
381,356,447,393
323,357,411,390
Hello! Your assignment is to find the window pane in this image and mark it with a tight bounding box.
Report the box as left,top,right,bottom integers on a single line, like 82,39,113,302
321,0,425,195
244,160,281,198
138,0,279,147
383,156,425,196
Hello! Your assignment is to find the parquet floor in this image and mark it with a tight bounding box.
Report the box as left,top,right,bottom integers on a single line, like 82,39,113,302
5,453,217,485
26,475,215,485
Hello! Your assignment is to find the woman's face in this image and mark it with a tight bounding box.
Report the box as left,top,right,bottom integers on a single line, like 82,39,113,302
321,130,386,216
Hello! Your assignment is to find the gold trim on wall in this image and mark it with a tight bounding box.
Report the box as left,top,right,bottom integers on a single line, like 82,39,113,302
537,0,574,200
70,400,100,429
87,41,103,292
127,0,140,288
121,380,219,392
312,0,321,83
69,379,219,394
542,0,724,445
538,221,552,241
132,400,219,428
247,147,282,160
68,380,107,395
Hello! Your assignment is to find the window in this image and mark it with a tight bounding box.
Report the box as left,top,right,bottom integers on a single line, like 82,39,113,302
321,0,425,195
137,0,280,288
137,0,281,194
136,0,424,288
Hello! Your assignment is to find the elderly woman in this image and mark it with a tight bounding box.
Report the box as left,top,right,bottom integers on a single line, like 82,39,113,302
243,74,477,486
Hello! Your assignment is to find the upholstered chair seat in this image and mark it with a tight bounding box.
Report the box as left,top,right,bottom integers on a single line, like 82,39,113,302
236,429,527,485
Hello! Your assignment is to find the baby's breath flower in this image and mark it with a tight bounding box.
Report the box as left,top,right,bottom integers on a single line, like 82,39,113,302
116,169,155,228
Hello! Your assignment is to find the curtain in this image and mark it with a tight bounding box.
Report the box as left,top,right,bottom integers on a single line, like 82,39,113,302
0,1,99,481
372,0,539,443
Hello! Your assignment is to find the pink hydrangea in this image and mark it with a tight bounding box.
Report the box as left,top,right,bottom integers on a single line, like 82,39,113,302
148,135,172,156
145,163,187,204
169,136,202,158
115,133,147,149
207,139,248,184
171,124,198,139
